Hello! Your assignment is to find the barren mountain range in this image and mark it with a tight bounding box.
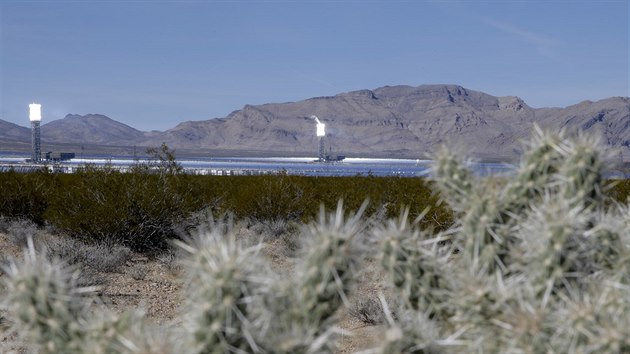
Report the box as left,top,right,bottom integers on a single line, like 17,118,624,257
2,84,629,159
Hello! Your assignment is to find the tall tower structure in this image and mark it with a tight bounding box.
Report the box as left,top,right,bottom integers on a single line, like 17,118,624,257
29,103,42,162
311,115,326,162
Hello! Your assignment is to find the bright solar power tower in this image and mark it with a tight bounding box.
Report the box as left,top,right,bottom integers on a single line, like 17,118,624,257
29,103,42,163
311,115,326,162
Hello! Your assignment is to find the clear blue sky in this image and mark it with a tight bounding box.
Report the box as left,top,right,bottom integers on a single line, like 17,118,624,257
1,0,628,131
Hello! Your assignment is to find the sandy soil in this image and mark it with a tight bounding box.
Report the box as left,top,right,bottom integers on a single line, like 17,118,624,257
0,229,386,353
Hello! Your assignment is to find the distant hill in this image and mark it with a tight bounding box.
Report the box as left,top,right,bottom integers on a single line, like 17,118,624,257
140,84,630,159
41,114,146,145
0,114,147,147
0,119,30,141
1,85,629,159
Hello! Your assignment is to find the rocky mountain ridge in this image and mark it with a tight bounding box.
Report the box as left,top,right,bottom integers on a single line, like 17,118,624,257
2,85,629,159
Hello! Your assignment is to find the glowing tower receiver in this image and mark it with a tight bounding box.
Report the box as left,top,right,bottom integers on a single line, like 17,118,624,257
311,115,326,161
316,121,325,137
29,103,42,162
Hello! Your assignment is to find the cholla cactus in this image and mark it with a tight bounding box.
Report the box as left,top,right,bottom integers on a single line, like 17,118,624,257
262,201,367,353
501,125,566,209
378,126,629,353
374,208,452,318
376,309,446,354
556,133,606,207
1,239,91,353
431,145,474,212
432,126,610,274
587,205,630,275
81,308,177,354
0,238,152,354
173,203,367,354
513,195,593,294
294,201,366,324
550,280,630,353
175,218,269,354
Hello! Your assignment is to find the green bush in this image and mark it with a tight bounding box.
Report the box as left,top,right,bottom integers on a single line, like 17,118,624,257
44,166,201,253
0,169,55,225
6,218,39,248
223,173,313,222
0,168,449,255
40,235,132,274
0,166,448,254
609,178,630,202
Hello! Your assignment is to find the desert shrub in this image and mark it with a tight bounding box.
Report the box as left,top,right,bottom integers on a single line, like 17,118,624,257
200,174,450,230
609,178,630,202
246,218,302,257
76,267,107,288
0,216,11,233
307,176,451,229
82,243,132,273
37,235,87,265
0,314,9,333
2,165,451,255
267,218,293,237
349,297,383,325
128,263,149,281
224,174,313,222
0,169,55,225
0,254,10,275
277,231,302,257
7,218,38,248
143,142,184,175
41,235,131,273
348,296,399,326
157,248,185,275
247,217,300,241
44,166,201,253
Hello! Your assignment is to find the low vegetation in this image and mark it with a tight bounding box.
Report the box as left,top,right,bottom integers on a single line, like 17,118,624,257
2,128,630,353
0,165,450,253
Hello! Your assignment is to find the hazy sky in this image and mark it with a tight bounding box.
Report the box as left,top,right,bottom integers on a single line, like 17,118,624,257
1,0,628,131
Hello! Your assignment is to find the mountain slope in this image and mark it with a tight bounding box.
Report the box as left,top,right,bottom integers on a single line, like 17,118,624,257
540,97,630,148
142,85,630,159
41,114,146,145
0,119,31,141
